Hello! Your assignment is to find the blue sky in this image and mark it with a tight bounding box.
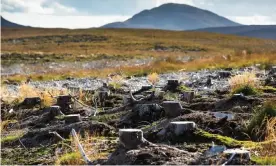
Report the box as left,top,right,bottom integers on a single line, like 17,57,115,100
1,0,276,28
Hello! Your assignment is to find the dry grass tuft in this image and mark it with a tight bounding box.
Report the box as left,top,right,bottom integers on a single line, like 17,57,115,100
1,83,69,107
228,72,260,95
265,117,276,141
147,72,160,86
108,75,125,89
55,131,116,165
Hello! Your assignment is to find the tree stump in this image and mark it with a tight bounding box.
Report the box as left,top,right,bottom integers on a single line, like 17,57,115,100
57,95,73,112
46,105,64,119
166,79,179,91
162,101,182,118
223,148,251,164
119,129,144,149
223,148,250,160
218,71,231,79
64,114,81,124
181,91,195,103
20,97,41,108
168,121,196,136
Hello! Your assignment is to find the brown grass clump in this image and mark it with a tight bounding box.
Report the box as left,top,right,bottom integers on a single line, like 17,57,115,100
0,86,17,104
1,83,69,107
265,117,276,141
229,72,259,91
228,72,260,95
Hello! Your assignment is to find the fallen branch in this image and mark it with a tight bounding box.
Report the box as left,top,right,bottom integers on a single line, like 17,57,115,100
69,94,94,110
49,131,65,141
129,90,155,104
71,129,92,165
18,138,27,149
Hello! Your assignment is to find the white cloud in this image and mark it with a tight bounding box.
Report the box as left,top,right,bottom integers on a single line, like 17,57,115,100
228,15,276,25
2,12,130,28
1,0,76,15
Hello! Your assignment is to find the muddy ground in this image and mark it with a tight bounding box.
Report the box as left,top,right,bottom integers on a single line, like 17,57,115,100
1,65,276,165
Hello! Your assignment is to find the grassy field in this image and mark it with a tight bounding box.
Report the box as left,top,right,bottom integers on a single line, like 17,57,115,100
1,27,276,82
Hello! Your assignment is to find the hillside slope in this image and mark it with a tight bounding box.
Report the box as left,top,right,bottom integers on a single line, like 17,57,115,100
102,3,240,30
1,16,28,28
194,25,276,39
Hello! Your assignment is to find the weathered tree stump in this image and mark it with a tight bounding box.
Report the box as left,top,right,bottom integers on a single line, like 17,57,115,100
223,148,251,164
181,91,195,103
20,97,41,108
162,101,182,118
119,129,144,149
166,79,179,91
156,90,165,98
64,114,81,124
218,71,231,78
57,95,73,112
46,105,64,119
168,121,196,136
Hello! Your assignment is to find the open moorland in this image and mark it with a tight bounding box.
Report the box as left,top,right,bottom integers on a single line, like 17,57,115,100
1,28,276,165
1,28,276,82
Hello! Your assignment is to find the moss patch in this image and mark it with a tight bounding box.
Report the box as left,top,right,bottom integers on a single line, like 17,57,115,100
232,85,259,96
1,131,25,144
194,129,258,148
251,156,276,165
260,86,276,93
55,152,85,165
1,145,56,165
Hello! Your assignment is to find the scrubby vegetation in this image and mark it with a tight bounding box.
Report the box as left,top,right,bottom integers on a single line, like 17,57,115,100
1,28,276,165
229,72,260,95
1,28,276,83
247,101,276,141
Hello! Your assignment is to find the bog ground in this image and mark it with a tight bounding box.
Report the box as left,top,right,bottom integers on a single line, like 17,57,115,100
1,28,276,165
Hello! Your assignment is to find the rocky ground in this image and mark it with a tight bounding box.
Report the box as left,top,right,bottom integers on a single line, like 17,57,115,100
1,65,276,165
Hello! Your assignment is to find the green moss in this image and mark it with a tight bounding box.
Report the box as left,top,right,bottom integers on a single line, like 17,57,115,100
91,111,127,123
55,115,66,120
1,145,56,165
260,86,276,93
195,129,258,148
56,152,84,165
108,82,122,90
1,132,24,144
177,85,191,92
164,92,179,101
233,85,259,96
251,156,276,165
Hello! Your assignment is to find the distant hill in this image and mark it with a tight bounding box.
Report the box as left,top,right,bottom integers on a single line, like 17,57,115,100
1,16,28,28
194,25,276,39
102,3,241,30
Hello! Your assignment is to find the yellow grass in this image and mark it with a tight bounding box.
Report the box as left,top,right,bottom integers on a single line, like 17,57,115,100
55,131,115,165
1,27,276,82
1,83,69,106
108,75,125,89
147,72,160,85
228,71,260,93
265,117,276,141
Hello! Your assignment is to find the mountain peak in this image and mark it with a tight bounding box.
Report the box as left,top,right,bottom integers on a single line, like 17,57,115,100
102,3,240,30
